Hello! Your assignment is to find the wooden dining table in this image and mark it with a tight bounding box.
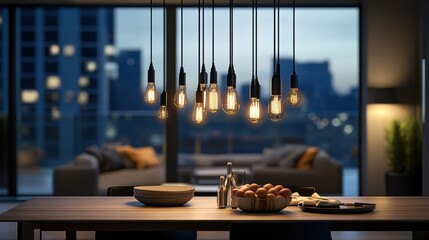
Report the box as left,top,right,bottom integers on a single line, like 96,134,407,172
1,196,429,240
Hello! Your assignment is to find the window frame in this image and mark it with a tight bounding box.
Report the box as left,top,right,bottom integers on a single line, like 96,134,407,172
0,1,363,196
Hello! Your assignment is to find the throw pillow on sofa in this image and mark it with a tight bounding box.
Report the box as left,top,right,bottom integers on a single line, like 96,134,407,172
84,145,125,173
264,144,308,167
102,142,135,168
115,145,161,169
278,145,308,168
296,147,319,170
84,145,103,161
263,146,291,167
99,148,125,172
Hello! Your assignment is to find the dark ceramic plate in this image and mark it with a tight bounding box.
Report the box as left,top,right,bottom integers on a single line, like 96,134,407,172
298,204,376,214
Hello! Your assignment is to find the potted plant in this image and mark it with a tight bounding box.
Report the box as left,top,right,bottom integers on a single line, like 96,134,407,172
385,117,422,196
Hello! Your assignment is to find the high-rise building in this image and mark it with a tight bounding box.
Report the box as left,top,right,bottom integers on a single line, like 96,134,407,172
110,50,143,111
16,7,114,167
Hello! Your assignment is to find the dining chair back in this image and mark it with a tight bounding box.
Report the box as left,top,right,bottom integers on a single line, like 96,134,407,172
106,185,135,196
95,186,197,240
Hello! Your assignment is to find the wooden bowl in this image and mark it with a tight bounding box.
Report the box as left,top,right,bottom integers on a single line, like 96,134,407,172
232,196,291,213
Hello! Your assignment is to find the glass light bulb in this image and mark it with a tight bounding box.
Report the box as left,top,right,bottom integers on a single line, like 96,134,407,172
207,83,220,113
174,85,188,108
144,82,158,104
157,105,168,120
192,102,207,124
286,88,302,107
200,83,207,109
246,98,263,124
222,86,240,114
268,95,285,121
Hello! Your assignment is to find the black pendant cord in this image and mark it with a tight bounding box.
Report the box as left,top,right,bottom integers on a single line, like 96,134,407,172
198,0,201,85
252,0,254,78
293,0,296,74
231,0,234,66
255,0,258,78
229,0,232,66
163,0,166,91
150,0,153,62
212,0,215,65
202,0,205,65
273,0,276,74
181,0,183,68
277,0,280,68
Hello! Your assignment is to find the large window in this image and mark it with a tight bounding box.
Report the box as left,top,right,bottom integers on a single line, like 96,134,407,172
0,6,359,196
176,8,359,195
0,8,8,195
15,7,165,195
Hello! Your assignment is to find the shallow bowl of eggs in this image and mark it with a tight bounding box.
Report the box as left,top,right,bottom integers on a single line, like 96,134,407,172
232,183,292,213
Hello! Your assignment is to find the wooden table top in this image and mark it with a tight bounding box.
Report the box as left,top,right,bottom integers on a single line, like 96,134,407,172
1,196,429,231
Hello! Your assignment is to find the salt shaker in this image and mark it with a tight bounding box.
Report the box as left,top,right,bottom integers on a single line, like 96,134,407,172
217,176,226,208
225,162,235,207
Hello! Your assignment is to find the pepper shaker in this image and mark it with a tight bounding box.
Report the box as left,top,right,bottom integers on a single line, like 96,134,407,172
225,162,235,207
217,176,227,208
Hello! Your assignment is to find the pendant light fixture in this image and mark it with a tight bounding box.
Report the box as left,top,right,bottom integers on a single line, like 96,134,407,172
207,0,220,113
222,0,240,115
144,0,158,104
192,0,207,124
267,0,285,121
246,0,263,124
286,0,302,106
158,0,168,119
174,0,188,108
199,0,208,109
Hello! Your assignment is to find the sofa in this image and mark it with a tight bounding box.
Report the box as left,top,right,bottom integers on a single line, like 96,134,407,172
53,144,166,196
252,144,343,195
178,144,342,195
53,143,342,196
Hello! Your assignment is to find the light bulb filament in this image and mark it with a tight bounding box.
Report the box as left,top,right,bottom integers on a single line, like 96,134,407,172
207,84,219,113
174,85,188,108
267,95,285,121
158,105,168,120
178,93,185,105
192,103,206,124
144,83,158,104
286,88,302,107
227,92,236,110
247,98,263,124
270,96,282,115
249,100,260,120
222,86,240,114
148,90,156,102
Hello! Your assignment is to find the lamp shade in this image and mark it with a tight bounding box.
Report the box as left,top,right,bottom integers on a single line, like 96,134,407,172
367,87,398,104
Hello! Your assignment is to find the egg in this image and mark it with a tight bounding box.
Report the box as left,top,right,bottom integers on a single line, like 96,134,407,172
255,188,268,198
274,184,284,191
232,188,239,196
268,188,278,196
263,183,274,191
279,188,292,198
249,183,259,192
244,190,256,198
266,193,276,199
240,186,250,192
235,189,245,197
